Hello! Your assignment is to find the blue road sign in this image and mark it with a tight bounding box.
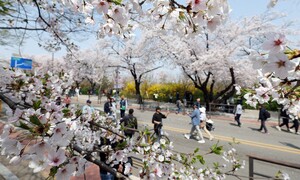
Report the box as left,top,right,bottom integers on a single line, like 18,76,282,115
10,57,32,70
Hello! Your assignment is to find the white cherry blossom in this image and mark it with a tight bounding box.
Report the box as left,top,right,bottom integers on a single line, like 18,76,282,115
188,0,207,12
29,155,50,173
48,149,67,166
263,52,296,79
262,33,286,52
92,0,109,14
56,164,76,180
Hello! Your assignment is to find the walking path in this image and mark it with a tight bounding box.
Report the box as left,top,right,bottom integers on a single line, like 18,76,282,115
0,95,281,180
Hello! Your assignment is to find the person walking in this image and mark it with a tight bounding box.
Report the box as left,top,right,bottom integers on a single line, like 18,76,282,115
152,107,169,138
120,109,138,138
63,94,71,108
82,100,95,115
195,98,201,109
258,104,269,134
110,98,118,121
75,87,80,101
290,112,300,135
199,107,214,141
276,108,292,132
234,100,243,127
184,104,205,143
120,96,127,118
176,99,183,114
104,98,112,115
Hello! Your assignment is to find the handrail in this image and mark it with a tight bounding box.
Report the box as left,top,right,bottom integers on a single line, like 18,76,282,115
248,154,300,180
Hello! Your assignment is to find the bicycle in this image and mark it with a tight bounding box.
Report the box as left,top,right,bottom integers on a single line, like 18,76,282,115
137,124,170,146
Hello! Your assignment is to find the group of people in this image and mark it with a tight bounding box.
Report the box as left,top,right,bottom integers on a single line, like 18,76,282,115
234,102,299,135
184,98,214,143
103,95,128,120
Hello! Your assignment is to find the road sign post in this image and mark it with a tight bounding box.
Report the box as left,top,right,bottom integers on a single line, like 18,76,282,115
10,57,33,70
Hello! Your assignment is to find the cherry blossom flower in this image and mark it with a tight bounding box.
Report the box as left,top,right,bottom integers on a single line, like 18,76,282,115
9,155,23,165
0,137,23,156
48,149,67,166
158,155,164,162
0,124,13,139
56,164,76,180
30,141,51,157
234,84,241,95
74,157,89,176
152,164,163,177
207,16,221,31
8,108,23,122
85,16,95,24
188,0,207,12
255,87,271,104
29,155,49,173
110,7,128,25
45,102,59,112
244,93,258,107
262,33,286,52
263,52,296,79
92,0,109,14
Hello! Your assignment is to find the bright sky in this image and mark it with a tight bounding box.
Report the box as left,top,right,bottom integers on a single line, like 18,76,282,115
1,0,299,61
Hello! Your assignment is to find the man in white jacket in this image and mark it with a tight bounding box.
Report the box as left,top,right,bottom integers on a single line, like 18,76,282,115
234,100,243,127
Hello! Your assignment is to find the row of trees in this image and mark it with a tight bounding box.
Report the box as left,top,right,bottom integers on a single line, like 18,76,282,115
51,13,295,109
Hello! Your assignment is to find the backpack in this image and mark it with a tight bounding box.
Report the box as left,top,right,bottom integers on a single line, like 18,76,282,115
265,110,271,119
120,100,126,110
124,116,137,134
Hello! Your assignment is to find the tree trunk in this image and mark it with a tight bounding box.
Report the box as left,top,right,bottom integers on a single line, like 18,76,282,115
134,80,142,104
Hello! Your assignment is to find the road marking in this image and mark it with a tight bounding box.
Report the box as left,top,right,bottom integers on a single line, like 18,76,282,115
139,121,300,155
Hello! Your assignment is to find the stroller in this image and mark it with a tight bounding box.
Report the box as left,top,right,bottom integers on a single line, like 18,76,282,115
206,119,215,131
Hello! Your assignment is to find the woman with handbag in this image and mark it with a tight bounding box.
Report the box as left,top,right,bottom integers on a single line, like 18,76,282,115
199,107,214,141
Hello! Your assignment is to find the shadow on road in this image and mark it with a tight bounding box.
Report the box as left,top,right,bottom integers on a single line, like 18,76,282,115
280,142,300,150
229,122,239,127
248,127,260,132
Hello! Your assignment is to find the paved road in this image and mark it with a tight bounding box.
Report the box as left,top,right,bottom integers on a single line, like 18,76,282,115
1,95,299,180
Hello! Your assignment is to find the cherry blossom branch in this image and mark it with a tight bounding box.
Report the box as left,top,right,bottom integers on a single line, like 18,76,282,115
0,92,31,110
72,144,129,179
89,121,126,139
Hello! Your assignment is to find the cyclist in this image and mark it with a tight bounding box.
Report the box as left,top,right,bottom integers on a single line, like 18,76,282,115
152,106,169,139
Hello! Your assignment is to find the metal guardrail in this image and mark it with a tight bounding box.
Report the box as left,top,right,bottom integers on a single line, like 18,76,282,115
209,103,235,114
248,155,300,180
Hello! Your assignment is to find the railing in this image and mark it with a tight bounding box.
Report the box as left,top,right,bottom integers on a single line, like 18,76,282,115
248,155,300,180
209,103,235,114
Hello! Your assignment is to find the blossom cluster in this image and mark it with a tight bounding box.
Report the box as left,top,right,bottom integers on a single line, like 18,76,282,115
244,33,300,117
0,67,247,179
15,0,230,38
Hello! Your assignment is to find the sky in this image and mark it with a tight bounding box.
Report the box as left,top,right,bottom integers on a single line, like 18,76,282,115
1,0,300,62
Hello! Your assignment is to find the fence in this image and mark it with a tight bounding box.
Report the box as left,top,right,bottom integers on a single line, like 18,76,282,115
209,103,235,114
248,155,300,180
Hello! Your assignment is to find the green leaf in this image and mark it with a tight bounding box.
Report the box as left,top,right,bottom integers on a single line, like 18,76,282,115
194,147,199,154
75,109,82,117
213,162,219,168
49,166,58,177
112,0,122,5
210,143,223,155
191,157,196,164
32,100,41,110
18,121,31,130
196,155,205,165
30,115,42,126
